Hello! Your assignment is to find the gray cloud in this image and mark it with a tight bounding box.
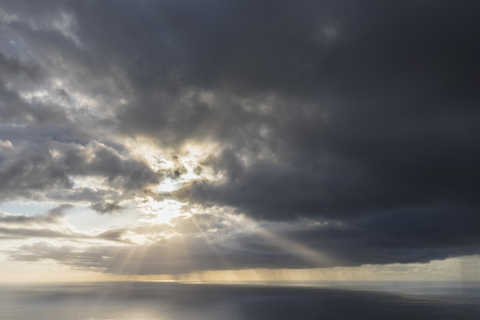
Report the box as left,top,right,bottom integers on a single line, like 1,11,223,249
90,201,126,215
0,204,72,224
0,139,160,203
45,187,111,203
0,0,479,272
0,204,129,242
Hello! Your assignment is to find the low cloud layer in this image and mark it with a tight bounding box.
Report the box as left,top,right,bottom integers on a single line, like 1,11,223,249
0,0,479,275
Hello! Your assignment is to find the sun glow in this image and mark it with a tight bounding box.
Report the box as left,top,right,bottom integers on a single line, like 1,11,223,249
155,178,182,193
136,197,187,223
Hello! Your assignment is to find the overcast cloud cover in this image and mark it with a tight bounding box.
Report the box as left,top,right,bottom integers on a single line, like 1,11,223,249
0,0,479,276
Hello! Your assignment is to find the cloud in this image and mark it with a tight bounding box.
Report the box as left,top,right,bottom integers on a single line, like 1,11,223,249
5,206,478,275
0,139,160,203
0,204,128,242
90,201,126,214
0,204,86,240
0,0,479,273
0,204,72,225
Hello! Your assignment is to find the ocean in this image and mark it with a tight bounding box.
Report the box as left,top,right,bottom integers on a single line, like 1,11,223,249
1,281,479,319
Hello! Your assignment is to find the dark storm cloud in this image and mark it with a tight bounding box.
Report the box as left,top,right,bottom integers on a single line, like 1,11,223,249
1,0,480,271
52,141,160,190
160,0,480,221
59,0,480,220
0,147,72,201
0,53,43,84
0,140,160,202
0,57,67,125
277,207,480,267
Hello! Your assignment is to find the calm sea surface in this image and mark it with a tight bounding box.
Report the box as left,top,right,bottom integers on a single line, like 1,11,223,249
1,281,479,319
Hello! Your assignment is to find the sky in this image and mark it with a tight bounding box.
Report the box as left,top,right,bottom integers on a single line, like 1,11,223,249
0,0,479,282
